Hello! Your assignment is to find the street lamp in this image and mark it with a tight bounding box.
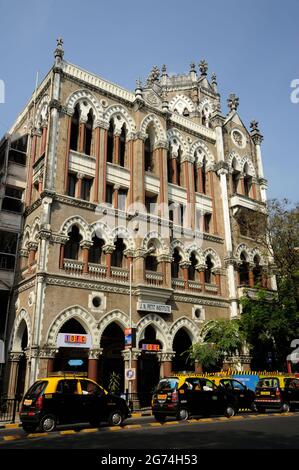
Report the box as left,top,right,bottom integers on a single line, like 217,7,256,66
128,246,155,397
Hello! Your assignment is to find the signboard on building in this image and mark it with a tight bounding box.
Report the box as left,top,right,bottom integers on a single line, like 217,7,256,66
137,302,171,314
125,368,136,380
57,333,91,348
124,328,136,349
142,343,160,352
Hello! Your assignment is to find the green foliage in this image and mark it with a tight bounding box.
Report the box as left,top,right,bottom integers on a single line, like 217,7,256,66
186,319,244,371
108,371,121,395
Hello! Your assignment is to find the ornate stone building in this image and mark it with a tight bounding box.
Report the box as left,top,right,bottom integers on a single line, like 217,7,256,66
3,40,276,399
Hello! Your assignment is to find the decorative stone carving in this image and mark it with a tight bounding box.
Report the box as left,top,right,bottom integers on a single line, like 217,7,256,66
227,93,239,112
199,60,208,77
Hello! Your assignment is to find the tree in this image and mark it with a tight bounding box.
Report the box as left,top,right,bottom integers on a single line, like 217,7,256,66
186,319,244,371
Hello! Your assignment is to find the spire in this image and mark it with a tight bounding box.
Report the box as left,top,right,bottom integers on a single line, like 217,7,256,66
250,120,263,145
250,120,259,133
189,61,197,81
199,59,208,77
54,37,64,68
135,78,143,99
211,72,218,93
146,65,160,86
161,64,168,77
227,93,239,112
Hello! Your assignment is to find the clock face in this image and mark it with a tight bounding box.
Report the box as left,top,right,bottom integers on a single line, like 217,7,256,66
231,129,246,148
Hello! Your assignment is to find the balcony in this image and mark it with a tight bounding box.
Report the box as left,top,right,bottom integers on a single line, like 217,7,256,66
145,270,164,286
63,259,84,276
204,283,218,295
110,267,129,283
88,263,107,279
230,194,266,215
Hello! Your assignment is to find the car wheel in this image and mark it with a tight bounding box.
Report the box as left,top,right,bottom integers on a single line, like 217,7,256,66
153,413,166,423
22,424,38,433
108,410,124,426
281,402,290,413
177,408,189,421
224,405,236,418
38,414,57,432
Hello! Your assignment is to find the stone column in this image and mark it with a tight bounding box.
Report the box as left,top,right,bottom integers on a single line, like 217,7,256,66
40,121,48,156
113,131,121,165
63,113,72,194
159,352,175,378
19,249,29,271
103,245,114,278
170,155,178,184
213,269,222,295
75,173,84,199
197,265,206,292
157,254,172,289
81,241,92,274
78,119,87,154
132,133,145,205
156,142,169,217
25,129,38,206
127,138,134,205
180,261,190,290
113,184,120,209
7,352,23,398
122,349,141,397
27,242,38,272
208,169,218,234
249,265,255,288
88,349,102,382
58,237,68,269
101,125,109,203
197,162,203,193
38,175,43,194
93,126,101,203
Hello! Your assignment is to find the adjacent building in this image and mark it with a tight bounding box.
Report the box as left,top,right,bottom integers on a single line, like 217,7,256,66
3,40,276,401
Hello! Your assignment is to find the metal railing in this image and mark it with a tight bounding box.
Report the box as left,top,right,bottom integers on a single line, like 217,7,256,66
0,396,21,423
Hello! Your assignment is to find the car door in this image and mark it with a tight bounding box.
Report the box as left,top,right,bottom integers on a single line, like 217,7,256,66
198,379,222,415
79,379,106,421
54,379,83,424
231,379,250,409
285,379,299,409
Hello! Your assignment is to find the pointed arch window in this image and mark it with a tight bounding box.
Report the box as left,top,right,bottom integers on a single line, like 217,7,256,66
232,158,240,194
111,237,126,268
253,255,262,285
243,164,252,197
188,252,197,281
239,252,249,286
119,124,126,167
171,248,182,279
70,105,80,151
204,255,214,284
177,147,182,186
85,110,93,156
144,137,152,172
107,120,114,163
202,156,207,194
89,236,105,264
64,226,82,260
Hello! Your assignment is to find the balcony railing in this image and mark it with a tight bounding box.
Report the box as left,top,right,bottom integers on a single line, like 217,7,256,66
188,280,202,292
88,263,107,279
63,259,84,275
205,283,218,294
172,278,185,290
145,270,164,286
111,267,129,283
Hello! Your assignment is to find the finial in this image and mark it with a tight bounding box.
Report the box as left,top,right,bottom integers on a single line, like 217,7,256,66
146,65,160,86
161,64,167,76
211,73,217,84
227,93,239,112
190,61,196,72
135,78,143,100
199,59,208,77
250,120,260,132
136,78,142,89
54,36,64,61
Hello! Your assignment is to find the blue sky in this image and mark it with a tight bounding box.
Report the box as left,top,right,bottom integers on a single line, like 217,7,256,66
0,0,298,201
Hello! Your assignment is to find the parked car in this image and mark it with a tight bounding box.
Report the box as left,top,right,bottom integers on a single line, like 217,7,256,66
208,376,256,411
152,375,238,422
20,374,131,433
254,374,299,413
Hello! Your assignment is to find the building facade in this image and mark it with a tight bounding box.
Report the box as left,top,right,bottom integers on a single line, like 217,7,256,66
3,40,276,400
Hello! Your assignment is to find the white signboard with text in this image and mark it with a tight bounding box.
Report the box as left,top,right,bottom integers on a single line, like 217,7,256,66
137,302,171,314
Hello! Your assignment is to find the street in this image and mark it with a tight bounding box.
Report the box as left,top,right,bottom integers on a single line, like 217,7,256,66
1,412,299,449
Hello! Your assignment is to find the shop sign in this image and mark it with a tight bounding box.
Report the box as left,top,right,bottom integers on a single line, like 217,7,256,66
124,328,136,349
57,333,91,348
137,302,171,314
142,343,160,352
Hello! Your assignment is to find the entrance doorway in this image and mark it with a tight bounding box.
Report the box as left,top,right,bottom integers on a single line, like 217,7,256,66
100,322,124,394
53,319,89,373
138,325,161,407
172,328,194,372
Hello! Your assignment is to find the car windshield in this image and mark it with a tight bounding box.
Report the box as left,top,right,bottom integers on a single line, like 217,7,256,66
257,378,279,388
24,381,48,399
155,378,178,392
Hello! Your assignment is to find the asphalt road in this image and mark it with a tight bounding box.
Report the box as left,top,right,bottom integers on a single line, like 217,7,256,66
1,413,299,450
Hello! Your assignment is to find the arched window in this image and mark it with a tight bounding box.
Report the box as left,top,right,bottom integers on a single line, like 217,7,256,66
107,120,114,163
119,124,126,167
239,252,249,285
145,253,158,271
232,158,240,194
188,252,197,281
85,110,93,156
167,148,173,183
144,137,152,172
171,248,182,279
70,105,80,151
202,111,206,127
111,237,126,268
183,107,190,117
64,226,82,260
204,255,214,284
89,235,105,264
243,164,252,197
253,254,262,285
194,163,198,193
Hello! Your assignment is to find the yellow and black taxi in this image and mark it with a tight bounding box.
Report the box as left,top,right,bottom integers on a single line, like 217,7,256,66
254,374,299,413
19,373,131,433
151,374,238,422
208,376,256,411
